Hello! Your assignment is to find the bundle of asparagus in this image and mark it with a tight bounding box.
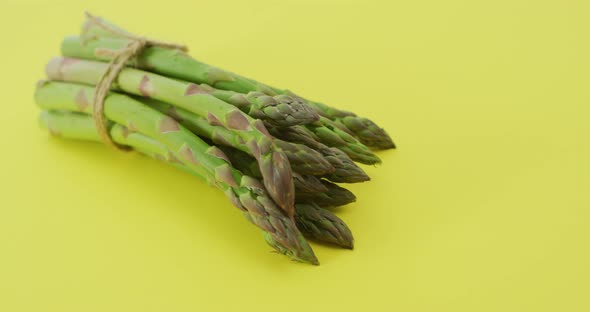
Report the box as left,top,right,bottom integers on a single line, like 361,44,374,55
35,13,395,265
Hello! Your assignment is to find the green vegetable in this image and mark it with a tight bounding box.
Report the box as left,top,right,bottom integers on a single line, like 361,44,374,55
67,15,395,149
62,37,319,127
216,145,355,207
296,180,357,207
141,98,334,176
44,58,295,216
295,203,354,249
37,107,319,265
268,126,372,182
304,118,382,165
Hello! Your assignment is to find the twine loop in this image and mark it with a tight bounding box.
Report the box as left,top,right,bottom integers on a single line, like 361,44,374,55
84,12,188,150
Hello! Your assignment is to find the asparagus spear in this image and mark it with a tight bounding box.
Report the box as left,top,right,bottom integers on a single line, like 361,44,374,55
44,57,295,216
295,203,354,249
62,36,382,161
41,78,332,176
141,98,334,176
37,108,318,264
330,114,396,150
39,80,332,176
131,142,355,249
292,173,328,194
40,109,162,149
268,126,371,183
284,91,395,150
321,146,370,183
173,157,355,249
61,35,382,161
139,141,355,249
217,145,355,207
198,86,319,127
215,146,321,192
305,118,381,165
39,110,353,257
62,37,318,127
296,180,356,207
216,145,335,201
69,15,394,149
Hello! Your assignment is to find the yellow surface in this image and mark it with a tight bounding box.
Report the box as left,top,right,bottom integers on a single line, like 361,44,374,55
1,0,589,311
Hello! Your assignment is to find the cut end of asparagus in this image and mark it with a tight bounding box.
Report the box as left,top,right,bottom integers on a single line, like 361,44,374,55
45,57,63,79
82,12,132,40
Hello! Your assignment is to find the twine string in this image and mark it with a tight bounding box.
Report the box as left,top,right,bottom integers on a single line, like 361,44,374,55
85,12,188,150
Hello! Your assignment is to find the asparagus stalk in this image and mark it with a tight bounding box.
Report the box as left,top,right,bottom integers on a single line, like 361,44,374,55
221,122,370,184
128,141,355,249
321,146,370,183
329,114,396,150
37,107,319,264
60,38,381,163
216,146,261,178
136,141,355,249
40,109,169,154
296,180,357,207
69,16,394,149
172,154,355,249
62,37,318,127
292,173,328,194
39,110,353,256
44,57,295,216
62,35,381,163
268,126,371,183
37,78,332,177
230,154,331,198
218,145,355,207
305,118,382,165
284,91,396,150
295,203,354,249
40,79,332,176
199,86,319,127
215,145,313,191
141,98,334,176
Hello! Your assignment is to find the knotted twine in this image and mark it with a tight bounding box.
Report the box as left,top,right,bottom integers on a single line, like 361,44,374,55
84,12,188,150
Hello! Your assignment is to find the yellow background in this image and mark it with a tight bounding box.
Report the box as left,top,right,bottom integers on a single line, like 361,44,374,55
1,0,589,311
